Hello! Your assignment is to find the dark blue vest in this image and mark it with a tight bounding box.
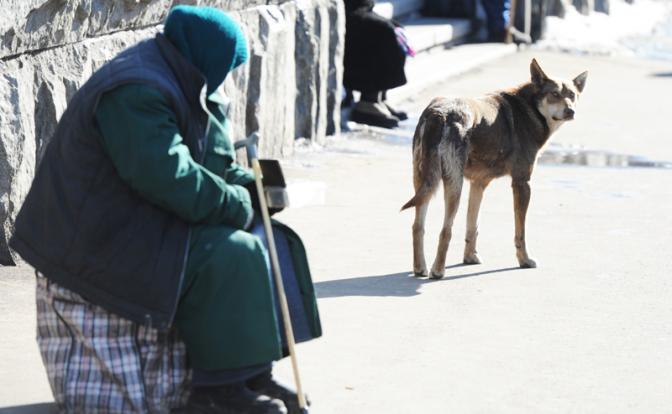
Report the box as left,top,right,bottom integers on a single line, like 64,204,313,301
11,34,208,330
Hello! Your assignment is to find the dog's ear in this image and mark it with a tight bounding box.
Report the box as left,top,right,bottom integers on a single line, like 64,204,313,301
573,71,588,93
530,58,548,87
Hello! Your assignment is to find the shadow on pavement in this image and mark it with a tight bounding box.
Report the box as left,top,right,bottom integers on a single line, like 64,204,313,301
315,265,522,298
0,404,56,414
651,72,672,77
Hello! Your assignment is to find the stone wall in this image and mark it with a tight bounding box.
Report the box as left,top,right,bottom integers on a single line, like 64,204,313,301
0,0,345,265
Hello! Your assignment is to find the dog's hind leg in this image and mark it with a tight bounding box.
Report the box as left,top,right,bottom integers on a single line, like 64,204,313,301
463,179,490,265
412,201,430,277
430,175,463,279
409,163,440,277
512,178,537,268
407,115,444,276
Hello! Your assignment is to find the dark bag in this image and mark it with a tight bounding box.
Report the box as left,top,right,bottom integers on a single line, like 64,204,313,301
244,159,289,216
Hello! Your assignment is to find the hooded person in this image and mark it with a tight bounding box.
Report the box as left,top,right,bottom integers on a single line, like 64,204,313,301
11,5,319,414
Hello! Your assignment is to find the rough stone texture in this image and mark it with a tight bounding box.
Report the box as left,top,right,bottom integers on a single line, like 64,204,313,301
295,0,327,144
548,0,611,17
547,0,569,17
0,0,345,265
294,0,344,142
0,0,293,59
594,0,610,14
0,27,158,265
238,3,298,157
326,0,345,137
572,0,594,14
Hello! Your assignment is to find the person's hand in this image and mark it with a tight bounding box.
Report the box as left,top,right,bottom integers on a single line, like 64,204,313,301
242,181,284,218
230,184,255,230
243,181,262,215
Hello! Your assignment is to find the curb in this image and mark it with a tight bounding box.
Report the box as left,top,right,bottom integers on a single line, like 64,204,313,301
387,42,519,106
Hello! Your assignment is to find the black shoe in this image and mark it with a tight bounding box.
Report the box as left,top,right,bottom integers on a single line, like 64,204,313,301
349,101,399,129
384,102,408,121
247,370,309,414
183,383,287,414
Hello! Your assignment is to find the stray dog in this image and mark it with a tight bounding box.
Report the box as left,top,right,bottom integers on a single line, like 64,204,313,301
401,59,587,278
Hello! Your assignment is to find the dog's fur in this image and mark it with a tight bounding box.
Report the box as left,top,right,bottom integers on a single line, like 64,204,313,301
401,59,587,278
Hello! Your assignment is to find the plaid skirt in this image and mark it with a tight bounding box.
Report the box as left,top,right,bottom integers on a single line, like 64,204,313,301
36,275,191,413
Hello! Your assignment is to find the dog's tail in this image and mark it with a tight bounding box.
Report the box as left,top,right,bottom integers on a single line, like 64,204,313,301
400,187,434,211
400,113,445,211
401,101,470,211
400,158,442,210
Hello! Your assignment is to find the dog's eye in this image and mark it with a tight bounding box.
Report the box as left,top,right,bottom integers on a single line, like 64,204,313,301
552,92,562,98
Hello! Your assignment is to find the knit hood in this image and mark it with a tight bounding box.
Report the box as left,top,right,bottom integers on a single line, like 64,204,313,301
164,5,248,95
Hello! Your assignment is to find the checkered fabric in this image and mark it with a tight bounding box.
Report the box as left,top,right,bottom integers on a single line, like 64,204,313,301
36,275,191,413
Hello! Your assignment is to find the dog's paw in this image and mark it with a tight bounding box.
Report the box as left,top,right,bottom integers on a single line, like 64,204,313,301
413,268,429,277
463,253,482,265
413,261,428,277
429,269,445,279
518,257,537,268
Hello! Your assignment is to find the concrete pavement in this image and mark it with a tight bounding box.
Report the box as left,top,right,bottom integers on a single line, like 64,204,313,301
275,49,672,413
2,48,672,413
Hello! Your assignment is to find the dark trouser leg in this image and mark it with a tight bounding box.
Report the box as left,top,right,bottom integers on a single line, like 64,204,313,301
343,89,355,107
360,90,381,103
482,0,511,41
192,363,271,387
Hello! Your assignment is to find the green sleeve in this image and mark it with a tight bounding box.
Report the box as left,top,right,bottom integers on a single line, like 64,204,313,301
95,84,252,229
203,97,255,186
224,164,255,185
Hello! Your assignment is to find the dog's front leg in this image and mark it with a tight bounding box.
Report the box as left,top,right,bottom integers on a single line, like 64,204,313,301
512,179,537,268
463,179,489,265
412,202,430,276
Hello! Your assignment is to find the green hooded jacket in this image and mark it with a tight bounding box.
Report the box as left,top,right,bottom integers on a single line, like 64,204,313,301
95,6,283,368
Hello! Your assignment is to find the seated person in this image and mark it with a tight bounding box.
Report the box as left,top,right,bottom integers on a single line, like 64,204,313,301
11,6,320,414
344,0,409,129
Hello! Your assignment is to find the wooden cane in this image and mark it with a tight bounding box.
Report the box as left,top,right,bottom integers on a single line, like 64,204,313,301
248,142,309,413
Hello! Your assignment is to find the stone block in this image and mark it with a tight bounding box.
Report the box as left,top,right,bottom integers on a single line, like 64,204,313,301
239,3,297,158
326,0,345,137
294,0,344,142
0,27,158,264
594,0,610,14
0,0,294,59
295,0,326,144
0,1,345,265
571,0,610,15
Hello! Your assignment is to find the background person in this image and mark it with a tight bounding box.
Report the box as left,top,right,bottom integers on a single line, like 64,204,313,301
481,0,512,42
343,0,410,129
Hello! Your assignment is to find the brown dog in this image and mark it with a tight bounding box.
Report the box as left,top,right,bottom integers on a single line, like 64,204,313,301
401,59,587,278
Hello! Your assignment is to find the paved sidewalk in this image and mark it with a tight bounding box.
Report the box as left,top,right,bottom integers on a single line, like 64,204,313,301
274,50,672,413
